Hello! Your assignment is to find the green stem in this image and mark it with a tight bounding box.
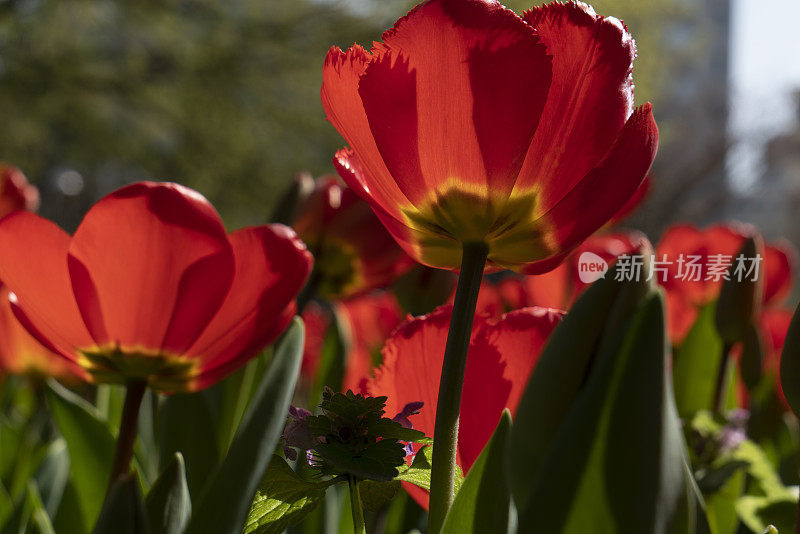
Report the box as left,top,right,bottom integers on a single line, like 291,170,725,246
428,241,488,534
106,380,146,495
348,476,366,534
712,342,734,415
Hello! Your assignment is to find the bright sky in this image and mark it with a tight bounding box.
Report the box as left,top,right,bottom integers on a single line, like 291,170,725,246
729,0,800,190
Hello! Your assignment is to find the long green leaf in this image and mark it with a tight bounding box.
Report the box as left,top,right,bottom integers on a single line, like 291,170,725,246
441,410,512,534
518,292,696,533
46,380,114,526
186,317,304,534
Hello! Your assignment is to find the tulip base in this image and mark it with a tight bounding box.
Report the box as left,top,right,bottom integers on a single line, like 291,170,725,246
428,241,488,534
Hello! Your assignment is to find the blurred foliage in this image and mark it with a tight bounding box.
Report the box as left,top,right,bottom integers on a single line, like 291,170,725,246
0,0,385,230
0,0,708,232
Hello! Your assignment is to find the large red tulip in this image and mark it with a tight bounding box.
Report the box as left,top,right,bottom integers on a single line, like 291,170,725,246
365,305,562,507
0,182,312,392
293,177,414,299
322,0,657,273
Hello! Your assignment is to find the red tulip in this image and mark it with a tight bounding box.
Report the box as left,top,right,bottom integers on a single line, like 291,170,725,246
497,231,645,311
656,223,795,344
322,0,657,273
0,165,39,217
0,182,312,392
0,282,82,380
292,177,414,300
364,305,562,507
300,291,405,392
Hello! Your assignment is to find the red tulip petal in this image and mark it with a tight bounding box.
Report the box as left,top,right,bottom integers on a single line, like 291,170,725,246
359,0,550,204
366,304,560,507
67,182,235,355
516,2,636,210
533,104,658,257
0,285,84,379
763,242,795,307
186,224,312,381
0,212,92,357
189,305,296,392
321,46,413,220
459,307,562,468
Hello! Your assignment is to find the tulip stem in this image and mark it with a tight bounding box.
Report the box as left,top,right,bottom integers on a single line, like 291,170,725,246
428,241,488,534
347,476,366,534
713,342,734,415
106,380,146,495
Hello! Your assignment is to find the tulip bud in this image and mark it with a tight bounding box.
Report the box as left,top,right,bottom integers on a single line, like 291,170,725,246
739,323,764,391
270,171,316,225
779,301,800,419
715,236,764,344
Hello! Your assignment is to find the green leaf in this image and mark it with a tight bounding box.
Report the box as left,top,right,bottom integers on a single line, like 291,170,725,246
315,439,406,482
145,453,191,534
518,292,697,533
46,380,115,526
92,473,150,534
309,307,350,406
359,480,400,512
507,259,631,506
156,391,219,499
242,455,331,534
441,410,512,534
33,438,70,518
395,445,463,493
185,317,304,534
737,495,797,534
26,481,56,534
673,303,725,418
52,481,87,534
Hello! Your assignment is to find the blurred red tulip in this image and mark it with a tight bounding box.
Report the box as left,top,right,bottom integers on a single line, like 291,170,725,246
293,177,414,300
496,231,645,311
322,0,657,273
0,282,82,381
656,223,795,344
0,164,39,217
365,305,562,508
0,182,312,392
300,291,406,392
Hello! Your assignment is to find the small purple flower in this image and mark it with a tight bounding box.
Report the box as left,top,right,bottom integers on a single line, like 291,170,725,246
282,405,315,460
718,408,749,454
393,401,423,456
393,401,424,429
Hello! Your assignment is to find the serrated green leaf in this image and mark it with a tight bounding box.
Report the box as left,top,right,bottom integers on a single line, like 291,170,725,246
395,445,463,493
359,480,400,512
186,318,304,534
370,419,430,443
46,380,114,526
243,455,331,534
441,410,511,534
92,473,150,534
315,439,405,482
145,453,191,534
